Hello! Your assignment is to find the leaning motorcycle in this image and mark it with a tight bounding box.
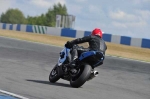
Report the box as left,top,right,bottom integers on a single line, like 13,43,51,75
49,45,104,88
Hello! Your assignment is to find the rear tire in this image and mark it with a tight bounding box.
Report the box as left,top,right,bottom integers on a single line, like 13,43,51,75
70,64,92,88
49,65,60,83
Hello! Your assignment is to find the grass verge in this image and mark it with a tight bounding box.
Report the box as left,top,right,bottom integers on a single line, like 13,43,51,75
0,29,150,62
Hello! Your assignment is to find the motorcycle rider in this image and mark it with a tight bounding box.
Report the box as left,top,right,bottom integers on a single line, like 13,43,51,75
65,28,107,67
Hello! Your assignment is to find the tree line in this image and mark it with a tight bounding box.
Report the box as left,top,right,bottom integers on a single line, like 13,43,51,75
0,3,68,27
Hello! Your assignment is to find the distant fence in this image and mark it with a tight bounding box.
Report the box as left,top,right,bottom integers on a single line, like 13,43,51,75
0,23,150,49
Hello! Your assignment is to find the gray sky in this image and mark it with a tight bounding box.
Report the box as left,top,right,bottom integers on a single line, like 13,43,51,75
0,0,150,39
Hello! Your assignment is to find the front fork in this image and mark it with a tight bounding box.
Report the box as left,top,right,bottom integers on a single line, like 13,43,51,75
57,65,64,77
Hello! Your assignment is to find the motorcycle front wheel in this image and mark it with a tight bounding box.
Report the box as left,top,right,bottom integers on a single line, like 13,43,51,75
49,65,60,83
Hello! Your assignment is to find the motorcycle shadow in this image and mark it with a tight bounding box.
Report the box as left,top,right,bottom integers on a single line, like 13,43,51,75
26,79,72,88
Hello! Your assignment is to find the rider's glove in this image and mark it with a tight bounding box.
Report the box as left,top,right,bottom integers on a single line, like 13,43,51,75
65,41,73,48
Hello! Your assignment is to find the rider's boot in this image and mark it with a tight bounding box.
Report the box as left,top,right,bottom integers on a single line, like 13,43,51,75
70,49,78,67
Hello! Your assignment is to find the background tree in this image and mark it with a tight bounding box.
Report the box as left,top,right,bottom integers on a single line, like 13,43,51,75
0,3,68,27
0,8,26,24
45,3,67,27
27,2,68,26
26,14,47,25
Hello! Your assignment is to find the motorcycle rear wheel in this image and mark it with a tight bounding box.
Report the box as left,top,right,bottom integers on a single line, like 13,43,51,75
70,64,92,88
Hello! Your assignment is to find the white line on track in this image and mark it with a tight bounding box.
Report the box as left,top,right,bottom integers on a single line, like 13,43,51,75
0,36,150,64
0,35,62,48
106,54,150,64
0,89,29,99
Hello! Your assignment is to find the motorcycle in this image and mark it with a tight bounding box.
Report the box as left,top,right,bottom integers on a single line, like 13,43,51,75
49,45,104,88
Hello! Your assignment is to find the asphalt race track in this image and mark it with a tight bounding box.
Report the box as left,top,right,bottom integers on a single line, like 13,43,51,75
0,36,150,99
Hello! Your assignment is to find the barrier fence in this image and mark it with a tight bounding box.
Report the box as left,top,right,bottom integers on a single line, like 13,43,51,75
0,23,150,49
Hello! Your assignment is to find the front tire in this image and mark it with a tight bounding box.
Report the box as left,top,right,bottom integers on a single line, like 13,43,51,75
49,65,60,83
70,64,92,88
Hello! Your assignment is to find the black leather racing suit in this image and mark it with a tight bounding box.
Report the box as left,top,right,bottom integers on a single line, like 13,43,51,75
69,35,107,61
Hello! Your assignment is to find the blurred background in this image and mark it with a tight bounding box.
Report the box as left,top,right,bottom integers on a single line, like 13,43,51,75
0,0,150,39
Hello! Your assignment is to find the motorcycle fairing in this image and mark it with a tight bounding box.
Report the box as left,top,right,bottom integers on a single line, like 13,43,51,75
93,57,104,67
58,47,70,66
79,51,96,61
79,51,104,67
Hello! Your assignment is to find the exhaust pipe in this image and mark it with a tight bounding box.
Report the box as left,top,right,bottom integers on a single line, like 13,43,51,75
93,70,99,77
87,70,99,81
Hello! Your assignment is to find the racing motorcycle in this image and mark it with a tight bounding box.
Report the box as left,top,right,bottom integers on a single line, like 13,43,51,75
49,45,104,88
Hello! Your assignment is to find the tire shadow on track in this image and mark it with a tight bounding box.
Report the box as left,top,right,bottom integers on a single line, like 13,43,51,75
26,79,72,88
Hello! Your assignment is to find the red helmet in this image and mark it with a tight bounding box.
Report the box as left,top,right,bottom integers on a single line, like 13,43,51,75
91,28,103,38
